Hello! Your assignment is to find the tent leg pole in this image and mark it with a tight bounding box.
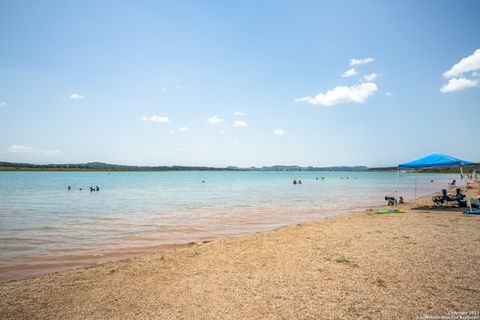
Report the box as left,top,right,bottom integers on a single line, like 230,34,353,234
394,169,400,208
415,170,417,200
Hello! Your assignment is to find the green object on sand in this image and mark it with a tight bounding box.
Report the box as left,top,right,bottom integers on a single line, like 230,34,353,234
376,209,404,214
463,210,480,215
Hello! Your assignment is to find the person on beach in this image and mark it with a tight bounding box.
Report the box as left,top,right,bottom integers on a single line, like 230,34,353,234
95,186,100,191
293,179,297,185
298,180,302,184
67,186,71,190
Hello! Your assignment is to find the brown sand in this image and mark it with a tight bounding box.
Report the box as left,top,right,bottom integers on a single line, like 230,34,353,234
1,188,479,319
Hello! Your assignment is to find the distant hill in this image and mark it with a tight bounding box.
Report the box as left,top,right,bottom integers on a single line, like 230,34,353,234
0,161,368,172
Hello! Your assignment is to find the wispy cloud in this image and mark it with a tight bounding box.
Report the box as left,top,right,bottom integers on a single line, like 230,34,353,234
140,115,170,123
443,49,480,79
274,129,285,136
440,77,479,93
232,120,248,128
363,73,378,82
179,126,189,132
295,82,378,107
0,101,7,107
349,57,375,66
69,93,85,100
8,145,36,153
207,115,224,125
43,150,63,156
385,92,392,96
341,68,358,78
7,145,63,157
234,111,245,116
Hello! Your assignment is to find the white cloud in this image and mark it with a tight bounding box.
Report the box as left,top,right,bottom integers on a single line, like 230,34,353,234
341,68,358,78
363,73,378,82
443,49,480,79
179,126,189,132
43,150,63,156
140,115,170,123
169,129,175,133
0,101,7,107
234,112,245,116
233,140,239,144
440,77,479,93
295,82,378,107
385,92,392,96
274,129,285,136
349,57,375,66
7,145,63,157
218,130,225,134
69,93,85,100
208,115,224,125
8,145,36,153
472,71,480,78
232,120,248,128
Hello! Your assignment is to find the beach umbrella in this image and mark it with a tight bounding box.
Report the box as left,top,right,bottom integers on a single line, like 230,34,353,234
398,153,475,199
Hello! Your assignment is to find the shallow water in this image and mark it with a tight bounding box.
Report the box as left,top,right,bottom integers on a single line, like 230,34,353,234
0,171,459,281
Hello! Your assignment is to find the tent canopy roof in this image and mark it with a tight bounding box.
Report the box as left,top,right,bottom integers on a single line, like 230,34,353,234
398,153,475,169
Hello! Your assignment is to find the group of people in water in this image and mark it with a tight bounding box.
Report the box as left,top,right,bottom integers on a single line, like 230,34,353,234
292,176,358,185
67,186,100,192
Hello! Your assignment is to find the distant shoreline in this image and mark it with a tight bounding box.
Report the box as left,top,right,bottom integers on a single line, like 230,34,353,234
0,161,368,172
0,167,370,172
1,161,477,173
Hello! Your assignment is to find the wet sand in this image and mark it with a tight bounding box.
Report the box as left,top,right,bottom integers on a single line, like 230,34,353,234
1,188,479,319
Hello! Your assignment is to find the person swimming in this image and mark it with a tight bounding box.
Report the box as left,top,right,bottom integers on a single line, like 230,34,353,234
293,179,297,185
298,180,302,185
67,186,71,190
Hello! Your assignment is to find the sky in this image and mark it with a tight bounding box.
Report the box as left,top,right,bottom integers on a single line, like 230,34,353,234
0,0,479,167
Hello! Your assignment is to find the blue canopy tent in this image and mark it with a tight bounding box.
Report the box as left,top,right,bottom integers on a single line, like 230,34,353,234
398,153,475,199
398,153,475,169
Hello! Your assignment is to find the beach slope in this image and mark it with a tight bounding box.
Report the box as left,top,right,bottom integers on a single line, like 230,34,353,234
1,193,479,319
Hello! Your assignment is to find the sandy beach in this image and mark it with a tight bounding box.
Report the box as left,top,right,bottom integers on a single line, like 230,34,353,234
1,188,479,320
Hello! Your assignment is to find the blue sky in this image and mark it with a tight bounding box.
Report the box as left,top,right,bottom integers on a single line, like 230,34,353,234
0,0,479,167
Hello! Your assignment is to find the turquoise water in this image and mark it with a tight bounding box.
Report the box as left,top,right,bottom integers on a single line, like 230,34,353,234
0,171,459,281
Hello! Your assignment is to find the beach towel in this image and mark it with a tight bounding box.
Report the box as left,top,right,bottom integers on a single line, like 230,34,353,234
376,209,404,214
463,210,480,215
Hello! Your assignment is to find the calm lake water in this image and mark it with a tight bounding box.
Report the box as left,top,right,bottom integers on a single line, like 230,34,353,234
0,171,459,281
